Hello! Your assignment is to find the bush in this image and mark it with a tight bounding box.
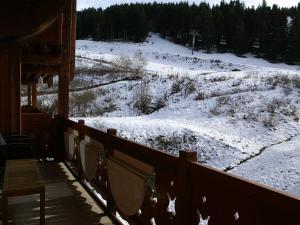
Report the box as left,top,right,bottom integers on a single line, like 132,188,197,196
37,95,58,114
209,104,221,116
184,80,196,97
70,90,96,115
171,81,182,94
132,51,147,76
153,96,167,111
111,51,147,78
216,96,230,106
194,91,206,101
149,130,197,154
263,114,277,128
133,79,152,114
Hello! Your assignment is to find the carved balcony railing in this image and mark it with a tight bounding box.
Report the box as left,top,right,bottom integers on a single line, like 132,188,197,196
51,116,300,225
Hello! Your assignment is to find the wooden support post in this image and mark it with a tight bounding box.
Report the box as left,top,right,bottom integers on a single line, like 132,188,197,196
58,74,69,117
3,192,8,225
32,83,37,109
78,119,85,180
106,128,117,157
70,0,77,80
106,128,117,215
28,84,32,106
176,150,197,225
40,187,45,225
58,0,76,117
53,114,65,161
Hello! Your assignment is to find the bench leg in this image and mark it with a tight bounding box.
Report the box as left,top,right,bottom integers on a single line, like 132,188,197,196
3,193,8,225
40,189,45,225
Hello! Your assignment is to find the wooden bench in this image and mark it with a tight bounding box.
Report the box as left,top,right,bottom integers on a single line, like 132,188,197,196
2,159,45,225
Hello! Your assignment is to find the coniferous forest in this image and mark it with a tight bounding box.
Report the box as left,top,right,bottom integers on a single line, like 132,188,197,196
77,0,300,64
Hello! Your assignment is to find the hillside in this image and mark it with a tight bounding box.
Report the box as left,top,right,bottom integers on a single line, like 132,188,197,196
39,33,300,196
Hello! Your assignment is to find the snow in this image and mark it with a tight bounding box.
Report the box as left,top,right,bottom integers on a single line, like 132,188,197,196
65,33,300,196
231,135,300,196
77,33,300,73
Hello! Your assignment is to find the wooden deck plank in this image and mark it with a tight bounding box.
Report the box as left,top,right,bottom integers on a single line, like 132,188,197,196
4,160,44,195
0,162,115,225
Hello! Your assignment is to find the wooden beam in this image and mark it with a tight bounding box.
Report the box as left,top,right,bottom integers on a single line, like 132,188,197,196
21,53,63,65
58,74,69,117
22,64,61,75
0,0,69,47
21,43,63,57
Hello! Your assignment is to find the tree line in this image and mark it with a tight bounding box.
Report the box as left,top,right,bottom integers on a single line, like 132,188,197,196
77,0,300,64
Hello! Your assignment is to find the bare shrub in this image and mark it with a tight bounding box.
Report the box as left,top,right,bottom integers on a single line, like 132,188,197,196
112,55,132,72
283,87,293,96
263,114,277,128
154,95,167,111
232,78,242,87
134,79,152,114
104,102,117,113
209,104,221,116
171,81,182,94
93,102,117,116
242,111,259,122
210,91,222,98
184,80,196,97
94,87,108,96
194,91,206,101
292,76,300,88
216,96,230,106
149,130,197,154
265,74,300,90
131,51,147,76
209,75,227,83
76,66,105,76
227,105,236,117
111,51,147,78
70,90,96,115
37,95,58,114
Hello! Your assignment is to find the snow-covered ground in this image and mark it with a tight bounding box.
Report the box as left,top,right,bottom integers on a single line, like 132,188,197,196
49,33,300,196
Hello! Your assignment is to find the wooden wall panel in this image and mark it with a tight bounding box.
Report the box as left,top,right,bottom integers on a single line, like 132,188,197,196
0,48,21,133
22,112,54,157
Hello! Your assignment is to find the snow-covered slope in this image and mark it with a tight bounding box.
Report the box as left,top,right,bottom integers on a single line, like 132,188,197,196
70,34,300,196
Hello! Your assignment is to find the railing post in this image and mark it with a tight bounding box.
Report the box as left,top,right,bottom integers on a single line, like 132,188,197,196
106,128,117,215
53,115,65,161
176,150,197,225
77,119,85,180
106,128,117,157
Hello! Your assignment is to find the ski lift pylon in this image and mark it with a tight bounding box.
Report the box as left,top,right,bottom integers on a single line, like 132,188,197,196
197,35,202,42
219,35,227,45
253,38,260,49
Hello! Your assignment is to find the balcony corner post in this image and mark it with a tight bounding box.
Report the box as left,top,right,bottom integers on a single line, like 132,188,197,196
106,128,117,215
106,128,117,157
77,119,85,180
53,114,66,161
176,150,197,225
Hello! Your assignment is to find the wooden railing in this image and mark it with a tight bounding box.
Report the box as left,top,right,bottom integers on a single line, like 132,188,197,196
55,116,300,225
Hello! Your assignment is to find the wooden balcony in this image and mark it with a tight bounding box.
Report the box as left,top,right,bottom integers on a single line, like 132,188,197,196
2,115,298,225
0,162,114,225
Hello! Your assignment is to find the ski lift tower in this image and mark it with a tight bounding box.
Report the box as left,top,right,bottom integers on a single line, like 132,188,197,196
189,29,200,55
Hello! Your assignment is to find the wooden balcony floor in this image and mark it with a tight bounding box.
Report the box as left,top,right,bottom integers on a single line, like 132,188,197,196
0,162,115,225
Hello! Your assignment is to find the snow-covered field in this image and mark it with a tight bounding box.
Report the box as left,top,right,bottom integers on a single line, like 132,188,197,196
49,34,300,196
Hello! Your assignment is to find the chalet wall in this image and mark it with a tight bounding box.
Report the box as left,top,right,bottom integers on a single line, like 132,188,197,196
0,48,21,133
